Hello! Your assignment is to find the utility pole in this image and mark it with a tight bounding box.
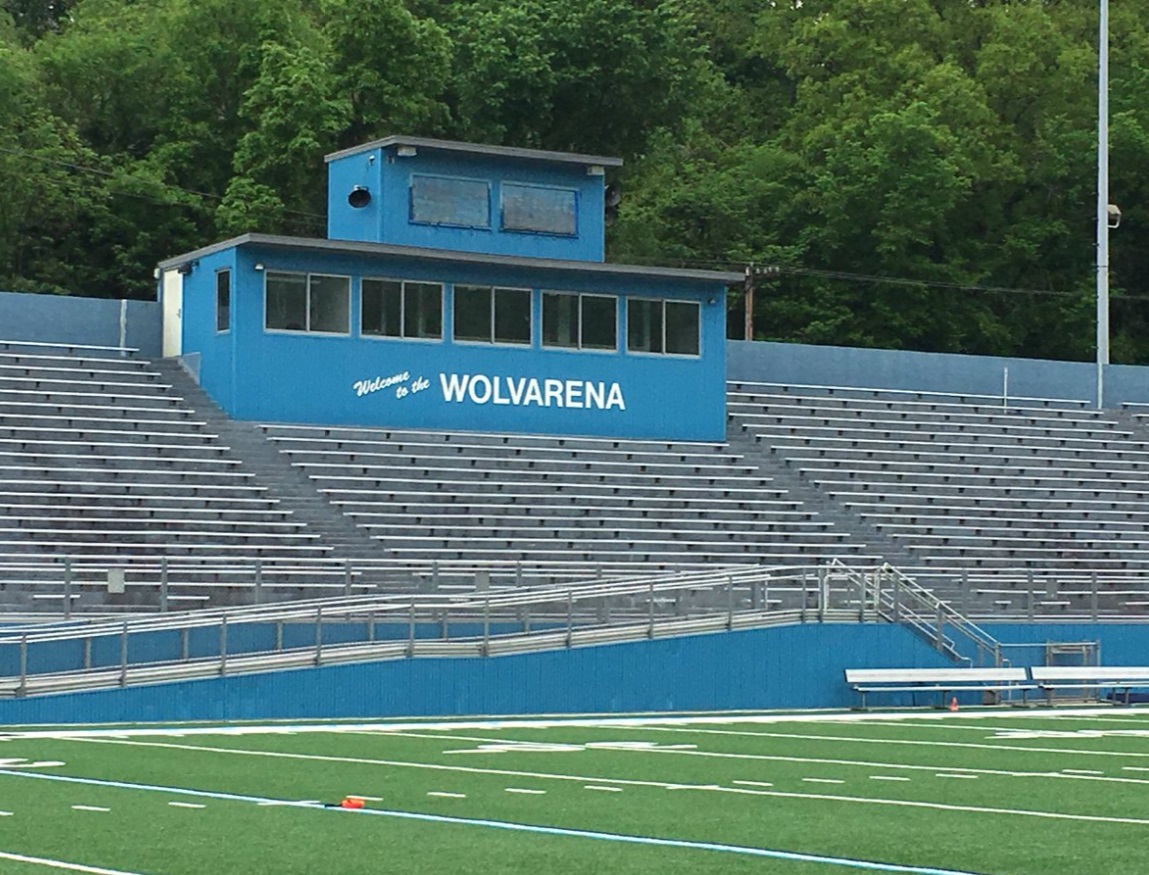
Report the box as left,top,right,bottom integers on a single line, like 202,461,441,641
744,264,782,342
743,265,755,341
1096,0,1110,409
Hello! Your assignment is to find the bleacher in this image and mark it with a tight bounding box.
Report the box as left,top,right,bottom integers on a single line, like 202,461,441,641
728,380,1149,612
7,338,1149,617
262,423,875,569
0,341,349,608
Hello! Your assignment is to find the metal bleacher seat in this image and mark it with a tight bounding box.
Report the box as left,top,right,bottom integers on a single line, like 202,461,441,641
263,423,872,569
0,341,344,608
727,380,1149,583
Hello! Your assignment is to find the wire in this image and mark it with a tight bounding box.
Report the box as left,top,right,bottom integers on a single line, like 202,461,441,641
614,252,1148,303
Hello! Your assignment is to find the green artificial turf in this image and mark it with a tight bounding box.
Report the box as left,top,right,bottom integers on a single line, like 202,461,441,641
1,710,1148,874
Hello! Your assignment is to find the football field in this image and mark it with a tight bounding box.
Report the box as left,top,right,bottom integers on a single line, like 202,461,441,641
1,709,1148,874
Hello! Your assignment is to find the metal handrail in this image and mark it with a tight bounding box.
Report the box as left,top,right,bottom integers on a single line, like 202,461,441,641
0,562,892,694
844,561,1002,665
0,564,817,647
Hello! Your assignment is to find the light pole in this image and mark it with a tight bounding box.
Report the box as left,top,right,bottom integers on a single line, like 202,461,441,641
1096,0,1109,409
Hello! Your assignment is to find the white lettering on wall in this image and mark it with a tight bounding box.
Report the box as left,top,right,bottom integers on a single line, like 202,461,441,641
354,372,410,397
353,371,428,401
439,374,626,411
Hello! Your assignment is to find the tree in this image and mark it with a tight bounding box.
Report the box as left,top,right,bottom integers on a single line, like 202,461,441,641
321,0,452,146
445,0,708,157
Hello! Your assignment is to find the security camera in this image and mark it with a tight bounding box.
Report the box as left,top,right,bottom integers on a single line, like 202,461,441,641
1108,204,1122,229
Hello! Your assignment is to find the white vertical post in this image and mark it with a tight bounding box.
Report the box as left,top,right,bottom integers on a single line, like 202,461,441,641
1097,0,1110,409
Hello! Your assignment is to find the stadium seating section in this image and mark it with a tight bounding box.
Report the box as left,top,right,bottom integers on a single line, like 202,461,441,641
4,340,1149,615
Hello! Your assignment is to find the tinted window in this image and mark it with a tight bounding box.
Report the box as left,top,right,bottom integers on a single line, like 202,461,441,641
216,270,230,332
502,183,577,236
627,298,663,353
410,175,490,228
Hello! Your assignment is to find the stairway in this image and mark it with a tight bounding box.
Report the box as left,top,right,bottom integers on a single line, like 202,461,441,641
151,360,414,593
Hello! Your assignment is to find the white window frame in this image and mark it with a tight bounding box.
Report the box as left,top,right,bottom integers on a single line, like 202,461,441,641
264,271,351,336
360,277,444,342
541,291,618,353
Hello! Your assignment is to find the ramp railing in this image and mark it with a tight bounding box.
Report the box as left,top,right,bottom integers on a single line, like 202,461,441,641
0,562,911,697
830,560,1003,666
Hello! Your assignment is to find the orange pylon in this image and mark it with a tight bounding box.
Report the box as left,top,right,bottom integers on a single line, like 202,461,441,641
949,697,959,712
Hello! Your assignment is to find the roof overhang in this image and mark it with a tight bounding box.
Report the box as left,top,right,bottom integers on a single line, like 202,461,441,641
324,136,623,169
157,234,742,285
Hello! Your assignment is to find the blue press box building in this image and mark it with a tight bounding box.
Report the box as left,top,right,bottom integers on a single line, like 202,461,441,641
158,136,737,442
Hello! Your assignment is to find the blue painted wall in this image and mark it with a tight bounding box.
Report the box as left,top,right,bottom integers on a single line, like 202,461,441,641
327,145,607,262
728,339,1149,407
984,623,1149,666
176,243,727,441
4,621,1148,725
179,248,238,410
0,623,951,725
0,291,161,356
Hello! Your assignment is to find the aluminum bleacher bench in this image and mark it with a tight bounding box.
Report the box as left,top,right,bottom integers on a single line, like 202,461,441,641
1030,666,1149,705
844,667,1035,709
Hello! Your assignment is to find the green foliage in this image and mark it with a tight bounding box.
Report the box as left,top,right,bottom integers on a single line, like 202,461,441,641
2,0,1148,362
320,0,452,144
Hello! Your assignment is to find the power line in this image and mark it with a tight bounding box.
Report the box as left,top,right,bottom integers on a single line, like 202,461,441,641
619,252,1132,302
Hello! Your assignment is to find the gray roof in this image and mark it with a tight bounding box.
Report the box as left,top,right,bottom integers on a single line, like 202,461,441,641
157,234,741,284
324,135,624,168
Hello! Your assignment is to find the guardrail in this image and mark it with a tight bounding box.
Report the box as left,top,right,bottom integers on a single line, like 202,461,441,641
6,556,1149,621
836,561,1003,667
0,563,892,697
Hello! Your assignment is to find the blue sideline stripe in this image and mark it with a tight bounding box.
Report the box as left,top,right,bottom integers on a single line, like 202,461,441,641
0,769,985,875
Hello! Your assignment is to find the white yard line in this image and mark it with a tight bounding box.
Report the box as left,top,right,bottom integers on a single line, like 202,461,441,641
620,724,1149,759
803,778,845,785
0,771,990,875
63,734,1149,792
0,851,151,875
427,791,467,799
71,806,110,813
38,739,1149,828
505,788,546,795
732,780,774,788
348,727,1149,787
8,763,1149,841
584,785,623,792
869,776,911,782
167,802,205,809
1,706,1142,742
935,775,978,780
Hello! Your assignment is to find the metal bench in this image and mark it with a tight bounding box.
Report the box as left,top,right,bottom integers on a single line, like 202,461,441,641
844,667,1036,709
1030,666,1149,705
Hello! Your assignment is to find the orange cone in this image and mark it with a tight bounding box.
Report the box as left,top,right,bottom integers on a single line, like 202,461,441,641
949,697,959,712
340,796,365,809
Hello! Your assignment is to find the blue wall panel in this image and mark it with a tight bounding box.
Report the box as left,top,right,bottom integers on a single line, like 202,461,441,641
5,621,1147,726
984,623,1149,665
0,622,958,725
176,244,728,441
327,148,607,262
727,340,1149,407
177,249,238,411
0,291,161,356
